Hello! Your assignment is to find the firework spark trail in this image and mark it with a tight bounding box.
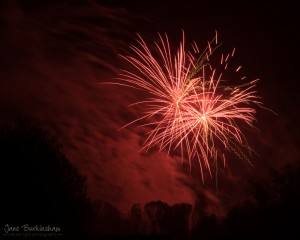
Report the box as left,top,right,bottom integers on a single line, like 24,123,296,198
106,32,261,182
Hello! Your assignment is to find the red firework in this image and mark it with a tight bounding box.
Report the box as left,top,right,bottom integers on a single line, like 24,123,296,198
106,32,261,182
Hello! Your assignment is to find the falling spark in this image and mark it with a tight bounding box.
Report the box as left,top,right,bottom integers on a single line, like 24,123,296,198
236,66,242,72
105,32,262,182
231,47,236,57
225,53,230,62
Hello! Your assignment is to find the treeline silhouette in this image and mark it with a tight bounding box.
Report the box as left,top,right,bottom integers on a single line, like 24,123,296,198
1,122,300,239
1,121,91,238
192,164,300,239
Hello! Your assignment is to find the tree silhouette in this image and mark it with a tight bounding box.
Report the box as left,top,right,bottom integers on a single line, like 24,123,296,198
166,203,192,239
3,122,299,239
128,203,144,234
143,201,193,238
192,214,220,240
0,121,92,237
144,201,170,235
187,164,300,240
89,199,123,237
220,164,300,239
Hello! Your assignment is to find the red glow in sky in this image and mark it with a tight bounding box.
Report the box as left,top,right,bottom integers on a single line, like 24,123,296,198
0,0,299,216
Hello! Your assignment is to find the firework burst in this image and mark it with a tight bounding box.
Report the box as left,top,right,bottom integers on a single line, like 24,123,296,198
105,32,262,182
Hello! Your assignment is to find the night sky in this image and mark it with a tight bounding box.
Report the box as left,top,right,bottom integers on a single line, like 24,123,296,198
1,0,299,219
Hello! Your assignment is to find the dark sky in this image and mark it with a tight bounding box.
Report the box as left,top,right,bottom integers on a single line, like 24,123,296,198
1,0,299,216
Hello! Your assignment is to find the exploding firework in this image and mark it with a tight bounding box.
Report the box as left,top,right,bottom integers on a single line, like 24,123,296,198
106,32,262,182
